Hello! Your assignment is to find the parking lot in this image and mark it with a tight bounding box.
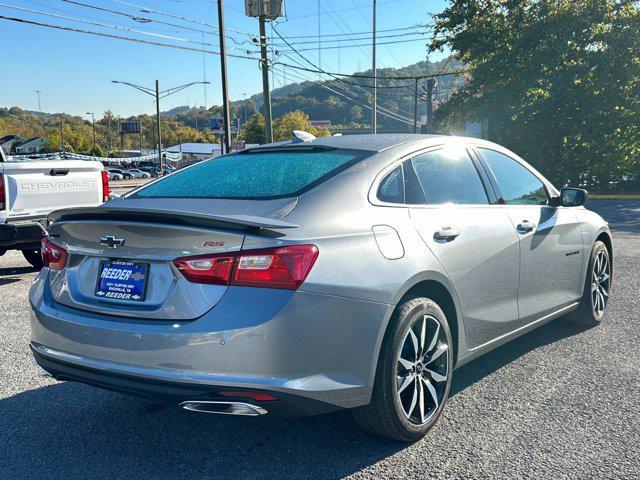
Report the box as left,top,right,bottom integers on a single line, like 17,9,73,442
1,200,638,480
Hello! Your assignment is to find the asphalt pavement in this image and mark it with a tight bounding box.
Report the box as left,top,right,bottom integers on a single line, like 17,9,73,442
1,200,638,479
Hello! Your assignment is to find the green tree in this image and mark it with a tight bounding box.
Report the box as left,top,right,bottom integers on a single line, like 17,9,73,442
431,0,640,191
273,110,321,142
237,113,265,144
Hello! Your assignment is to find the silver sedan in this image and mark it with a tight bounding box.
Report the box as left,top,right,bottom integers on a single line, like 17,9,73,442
29,134,612,441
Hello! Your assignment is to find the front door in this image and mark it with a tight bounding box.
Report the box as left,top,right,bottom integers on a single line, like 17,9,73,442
476,148,584,322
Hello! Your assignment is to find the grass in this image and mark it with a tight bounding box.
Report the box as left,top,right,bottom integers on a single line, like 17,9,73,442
590,194,640,200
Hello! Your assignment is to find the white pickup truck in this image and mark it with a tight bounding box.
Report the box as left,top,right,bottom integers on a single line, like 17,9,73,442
0,148,108,267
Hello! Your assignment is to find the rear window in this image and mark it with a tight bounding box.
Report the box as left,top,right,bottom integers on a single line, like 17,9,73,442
132,148,367,200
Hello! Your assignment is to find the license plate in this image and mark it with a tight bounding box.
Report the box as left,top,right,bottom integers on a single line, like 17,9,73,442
95,260,149,302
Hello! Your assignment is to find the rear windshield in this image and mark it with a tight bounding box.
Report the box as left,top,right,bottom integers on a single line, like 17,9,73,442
132,148,367,200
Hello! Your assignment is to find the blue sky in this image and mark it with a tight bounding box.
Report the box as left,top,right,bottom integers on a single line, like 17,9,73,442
0,0,449,118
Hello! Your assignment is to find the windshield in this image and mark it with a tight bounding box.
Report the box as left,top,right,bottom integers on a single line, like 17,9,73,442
131,148,368,200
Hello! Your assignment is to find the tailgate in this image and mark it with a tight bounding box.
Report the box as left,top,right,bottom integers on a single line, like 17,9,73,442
3,160,103,219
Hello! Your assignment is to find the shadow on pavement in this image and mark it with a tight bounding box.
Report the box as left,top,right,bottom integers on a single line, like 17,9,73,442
587,199,640,234
0,265,38,277
1,318,590,480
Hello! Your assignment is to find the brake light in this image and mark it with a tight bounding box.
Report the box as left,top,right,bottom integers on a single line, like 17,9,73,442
0,173,4,210
173,254,235,285
101,170,110,202
233,245,319,290
41,237,68,270
173,245,318,290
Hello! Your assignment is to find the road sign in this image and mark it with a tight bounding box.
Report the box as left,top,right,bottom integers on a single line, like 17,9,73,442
210,118,239,135
119,120,141,134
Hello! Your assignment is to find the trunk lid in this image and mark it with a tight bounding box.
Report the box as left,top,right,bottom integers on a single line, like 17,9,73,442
46,198,297,321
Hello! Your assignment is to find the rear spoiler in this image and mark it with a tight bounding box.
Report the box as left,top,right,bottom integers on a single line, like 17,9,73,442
47,207,298,232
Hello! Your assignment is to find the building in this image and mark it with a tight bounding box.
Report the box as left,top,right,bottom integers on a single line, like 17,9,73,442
166,143,222,163
13,137,49,155
0,135,27,155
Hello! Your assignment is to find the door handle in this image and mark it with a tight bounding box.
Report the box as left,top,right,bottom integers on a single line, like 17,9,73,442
517,220,536,233
49,168,69,176
434,226,460,242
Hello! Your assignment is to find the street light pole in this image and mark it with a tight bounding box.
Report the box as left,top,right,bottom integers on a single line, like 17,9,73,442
155,80,163,173
86,112,96,150
216,0,232,154
371,0,377,134
111,79,209,172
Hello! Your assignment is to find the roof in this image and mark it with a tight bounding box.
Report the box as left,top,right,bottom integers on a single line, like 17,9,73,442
17,137,47,146
0,135,26,144
166,143,222,154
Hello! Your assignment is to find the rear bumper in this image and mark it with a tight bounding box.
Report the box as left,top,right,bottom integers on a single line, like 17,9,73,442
29,270,393,415
32,345,337,416
0,220,46,249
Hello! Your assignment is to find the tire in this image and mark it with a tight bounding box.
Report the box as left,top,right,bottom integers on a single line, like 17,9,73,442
22,249,44,269
352,297,453,442
565,240,611,326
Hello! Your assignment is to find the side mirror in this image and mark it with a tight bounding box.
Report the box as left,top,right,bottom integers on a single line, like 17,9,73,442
551,187,588,207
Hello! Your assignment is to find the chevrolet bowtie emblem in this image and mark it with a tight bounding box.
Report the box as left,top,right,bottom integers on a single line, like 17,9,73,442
100,235,125,249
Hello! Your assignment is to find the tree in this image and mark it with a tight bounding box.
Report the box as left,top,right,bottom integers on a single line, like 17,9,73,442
431,0,640,192
273,110,320,141
350,105,364,122
237,113,265,144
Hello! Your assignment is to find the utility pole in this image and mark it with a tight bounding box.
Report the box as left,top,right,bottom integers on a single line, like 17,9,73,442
59,114,65,152
426,78,436,134
155,80,163,173
318,0,321,81
371,0,377,134
86,112,96,150
259,16,273,143
35,90,42,115
216,0,232,154
107,114,113,152
413,78,419,134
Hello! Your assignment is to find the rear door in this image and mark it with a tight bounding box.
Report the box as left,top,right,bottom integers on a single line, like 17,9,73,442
475,147,583,322
3,160,103,219
406,145,522,349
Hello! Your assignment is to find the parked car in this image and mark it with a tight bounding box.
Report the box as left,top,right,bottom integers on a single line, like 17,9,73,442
139,166,159,177
107,170,124,181
29,135,612,441
0,147,108,267
124,168,151,179
107,168,131,180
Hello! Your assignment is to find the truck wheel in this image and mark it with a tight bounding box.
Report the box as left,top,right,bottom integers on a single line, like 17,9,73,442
22,249,44,269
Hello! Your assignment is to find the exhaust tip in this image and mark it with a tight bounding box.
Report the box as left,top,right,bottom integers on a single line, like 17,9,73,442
179,400,267,416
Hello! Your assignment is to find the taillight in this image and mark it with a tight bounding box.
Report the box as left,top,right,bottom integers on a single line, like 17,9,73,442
173,254,235,285
0,173,4,210
101,170,110,202
173,245,318,290
218,391,278,402
41,237,68,270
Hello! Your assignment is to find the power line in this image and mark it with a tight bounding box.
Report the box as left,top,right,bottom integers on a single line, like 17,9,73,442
0,14,259,59
273,61,468,81
287,0,406,19
281,24,428,39
271,30,431,46
278,36,432,53
0,2,224,48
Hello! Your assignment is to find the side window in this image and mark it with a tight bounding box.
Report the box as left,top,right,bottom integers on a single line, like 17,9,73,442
479,149,548,205
405,147,489,205
377,165,404,204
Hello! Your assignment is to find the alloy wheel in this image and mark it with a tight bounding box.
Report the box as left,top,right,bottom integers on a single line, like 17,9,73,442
592,250,610,317
396,314,449,425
